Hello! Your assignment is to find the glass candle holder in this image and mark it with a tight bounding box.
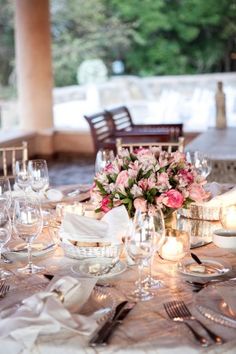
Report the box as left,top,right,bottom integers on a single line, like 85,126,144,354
220,205,236,230
160,228,189,261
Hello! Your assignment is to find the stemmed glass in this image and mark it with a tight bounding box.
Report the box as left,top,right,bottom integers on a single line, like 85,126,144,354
95,149,115,174
0,177,12,210
13,197,44,274
15,160,32,192
143,207,165,289
126,209,157,301
0,207,12,278
186,151,212,179
28,159,49,196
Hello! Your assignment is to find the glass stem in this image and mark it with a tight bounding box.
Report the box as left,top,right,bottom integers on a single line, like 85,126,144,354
148,255,153,280
27,242,33,272
137,261,144,294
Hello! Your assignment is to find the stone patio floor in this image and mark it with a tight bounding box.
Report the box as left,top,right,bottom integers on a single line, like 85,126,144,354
47,155,95,187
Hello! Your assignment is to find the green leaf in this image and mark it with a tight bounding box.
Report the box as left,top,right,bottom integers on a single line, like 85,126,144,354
95,180,107,196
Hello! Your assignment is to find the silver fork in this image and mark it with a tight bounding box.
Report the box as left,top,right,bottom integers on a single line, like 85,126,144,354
0,282,10,298
164,301,209,347
172,300,224,344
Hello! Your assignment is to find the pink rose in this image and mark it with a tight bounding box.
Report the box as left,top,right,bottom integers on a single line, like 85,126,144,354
101,196,112,213
188,183,208,202
161,189,184,209
134,197,147,212
115,170,129,188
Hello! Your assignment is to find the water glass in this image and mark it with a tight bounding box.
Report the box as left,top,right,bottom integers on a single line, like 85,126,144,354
143,207,165,289
28,159,49,194
0,207,12,278
13,197,44,274
0,177,12,209
15,160,32,191
186,151,212,179
126,209,156,301
95,149,115,174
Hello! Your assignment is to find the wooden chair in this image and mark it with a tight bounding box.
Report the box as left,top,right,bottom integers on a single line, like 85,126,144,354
116,137,185,153
106,105,183,142
0,141,28,178
84,111,116,153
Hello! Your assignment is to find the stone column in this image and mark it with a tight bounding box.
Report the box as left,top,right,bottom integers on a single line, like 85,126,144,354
14,0,54,132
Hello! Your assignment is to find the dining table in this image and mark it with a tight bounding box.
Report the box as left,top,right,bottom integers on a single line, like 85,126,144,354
1,185,236,354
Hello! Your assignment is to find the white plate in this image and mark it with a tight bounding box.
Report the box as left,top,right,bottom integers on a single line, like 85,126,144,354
71,258,127,279
195,281,236,328
177,258,231,278
6,242,56,260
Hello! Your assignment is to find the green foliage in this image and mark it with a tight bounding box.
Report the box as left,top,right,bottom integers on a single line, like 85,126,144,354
51,0,133,86
0,0,235,88
0,0,14,86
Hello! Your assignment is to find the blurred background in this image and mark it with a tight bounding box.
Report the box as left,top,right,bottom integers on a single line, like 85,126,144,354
0,0,236,184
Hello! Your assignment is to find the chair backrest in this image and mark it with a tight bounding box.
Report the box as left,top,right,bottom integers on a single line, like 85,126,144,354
84,111,114,152
0,141,28,178
116,137,185,154
106,106,133,132
106,106,183,141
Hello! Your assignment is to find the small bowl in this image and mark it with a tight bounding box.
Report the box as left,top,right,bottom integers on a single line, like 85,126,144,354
213,229,236,249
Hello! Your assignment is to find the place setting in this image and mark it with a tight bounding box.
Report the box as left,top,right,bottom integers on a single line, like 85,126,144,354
1,148,236,352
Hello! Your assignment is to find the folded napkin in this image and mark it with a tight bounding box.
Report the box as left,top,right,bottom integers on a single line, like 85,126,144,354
216,282,236,313
60,205,130,243
0,276,97,351
204,182,236,207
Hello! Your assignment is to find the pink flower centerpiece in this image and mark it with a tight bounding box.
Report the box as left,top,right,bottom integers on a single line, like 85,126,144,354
92,147,208,218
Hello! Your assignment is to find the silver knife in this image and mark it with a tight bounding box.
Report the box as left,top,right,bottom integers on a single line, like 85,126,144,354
89,301,136,346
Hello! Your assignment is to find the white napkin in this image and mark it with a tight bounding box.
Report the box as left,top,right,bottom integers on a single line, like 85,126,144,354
0,276,97,351
12,185,64,202
60,205,130,243
204,183,236,207
216,283,236,313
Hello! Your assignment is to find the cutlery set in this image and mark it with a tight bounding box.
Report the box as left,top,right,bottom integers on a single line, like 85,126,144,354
89,300,136,346
0,251,233,348
163,300,223,347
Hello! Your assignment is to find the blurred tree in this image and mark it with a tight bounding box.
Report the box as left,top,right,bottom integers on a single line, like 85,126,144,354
109,0,236,75
0,0,14,86
0,0,235,88
51,0,133,86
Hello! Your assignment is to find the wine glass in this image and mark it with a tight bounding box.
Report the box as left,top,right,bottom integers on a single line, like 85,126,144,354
28,159,49,195
193,152,212,179
95,149,115,174
0,177,12,210
125,209,156,301
186,151,212,179
15,160,32,192
13,197,44,274
143,207,165,289
0,207,12,278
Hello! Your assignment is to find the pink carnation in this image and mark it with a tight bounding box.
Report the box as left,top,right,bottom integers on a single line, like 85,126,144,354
161,189,184,209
